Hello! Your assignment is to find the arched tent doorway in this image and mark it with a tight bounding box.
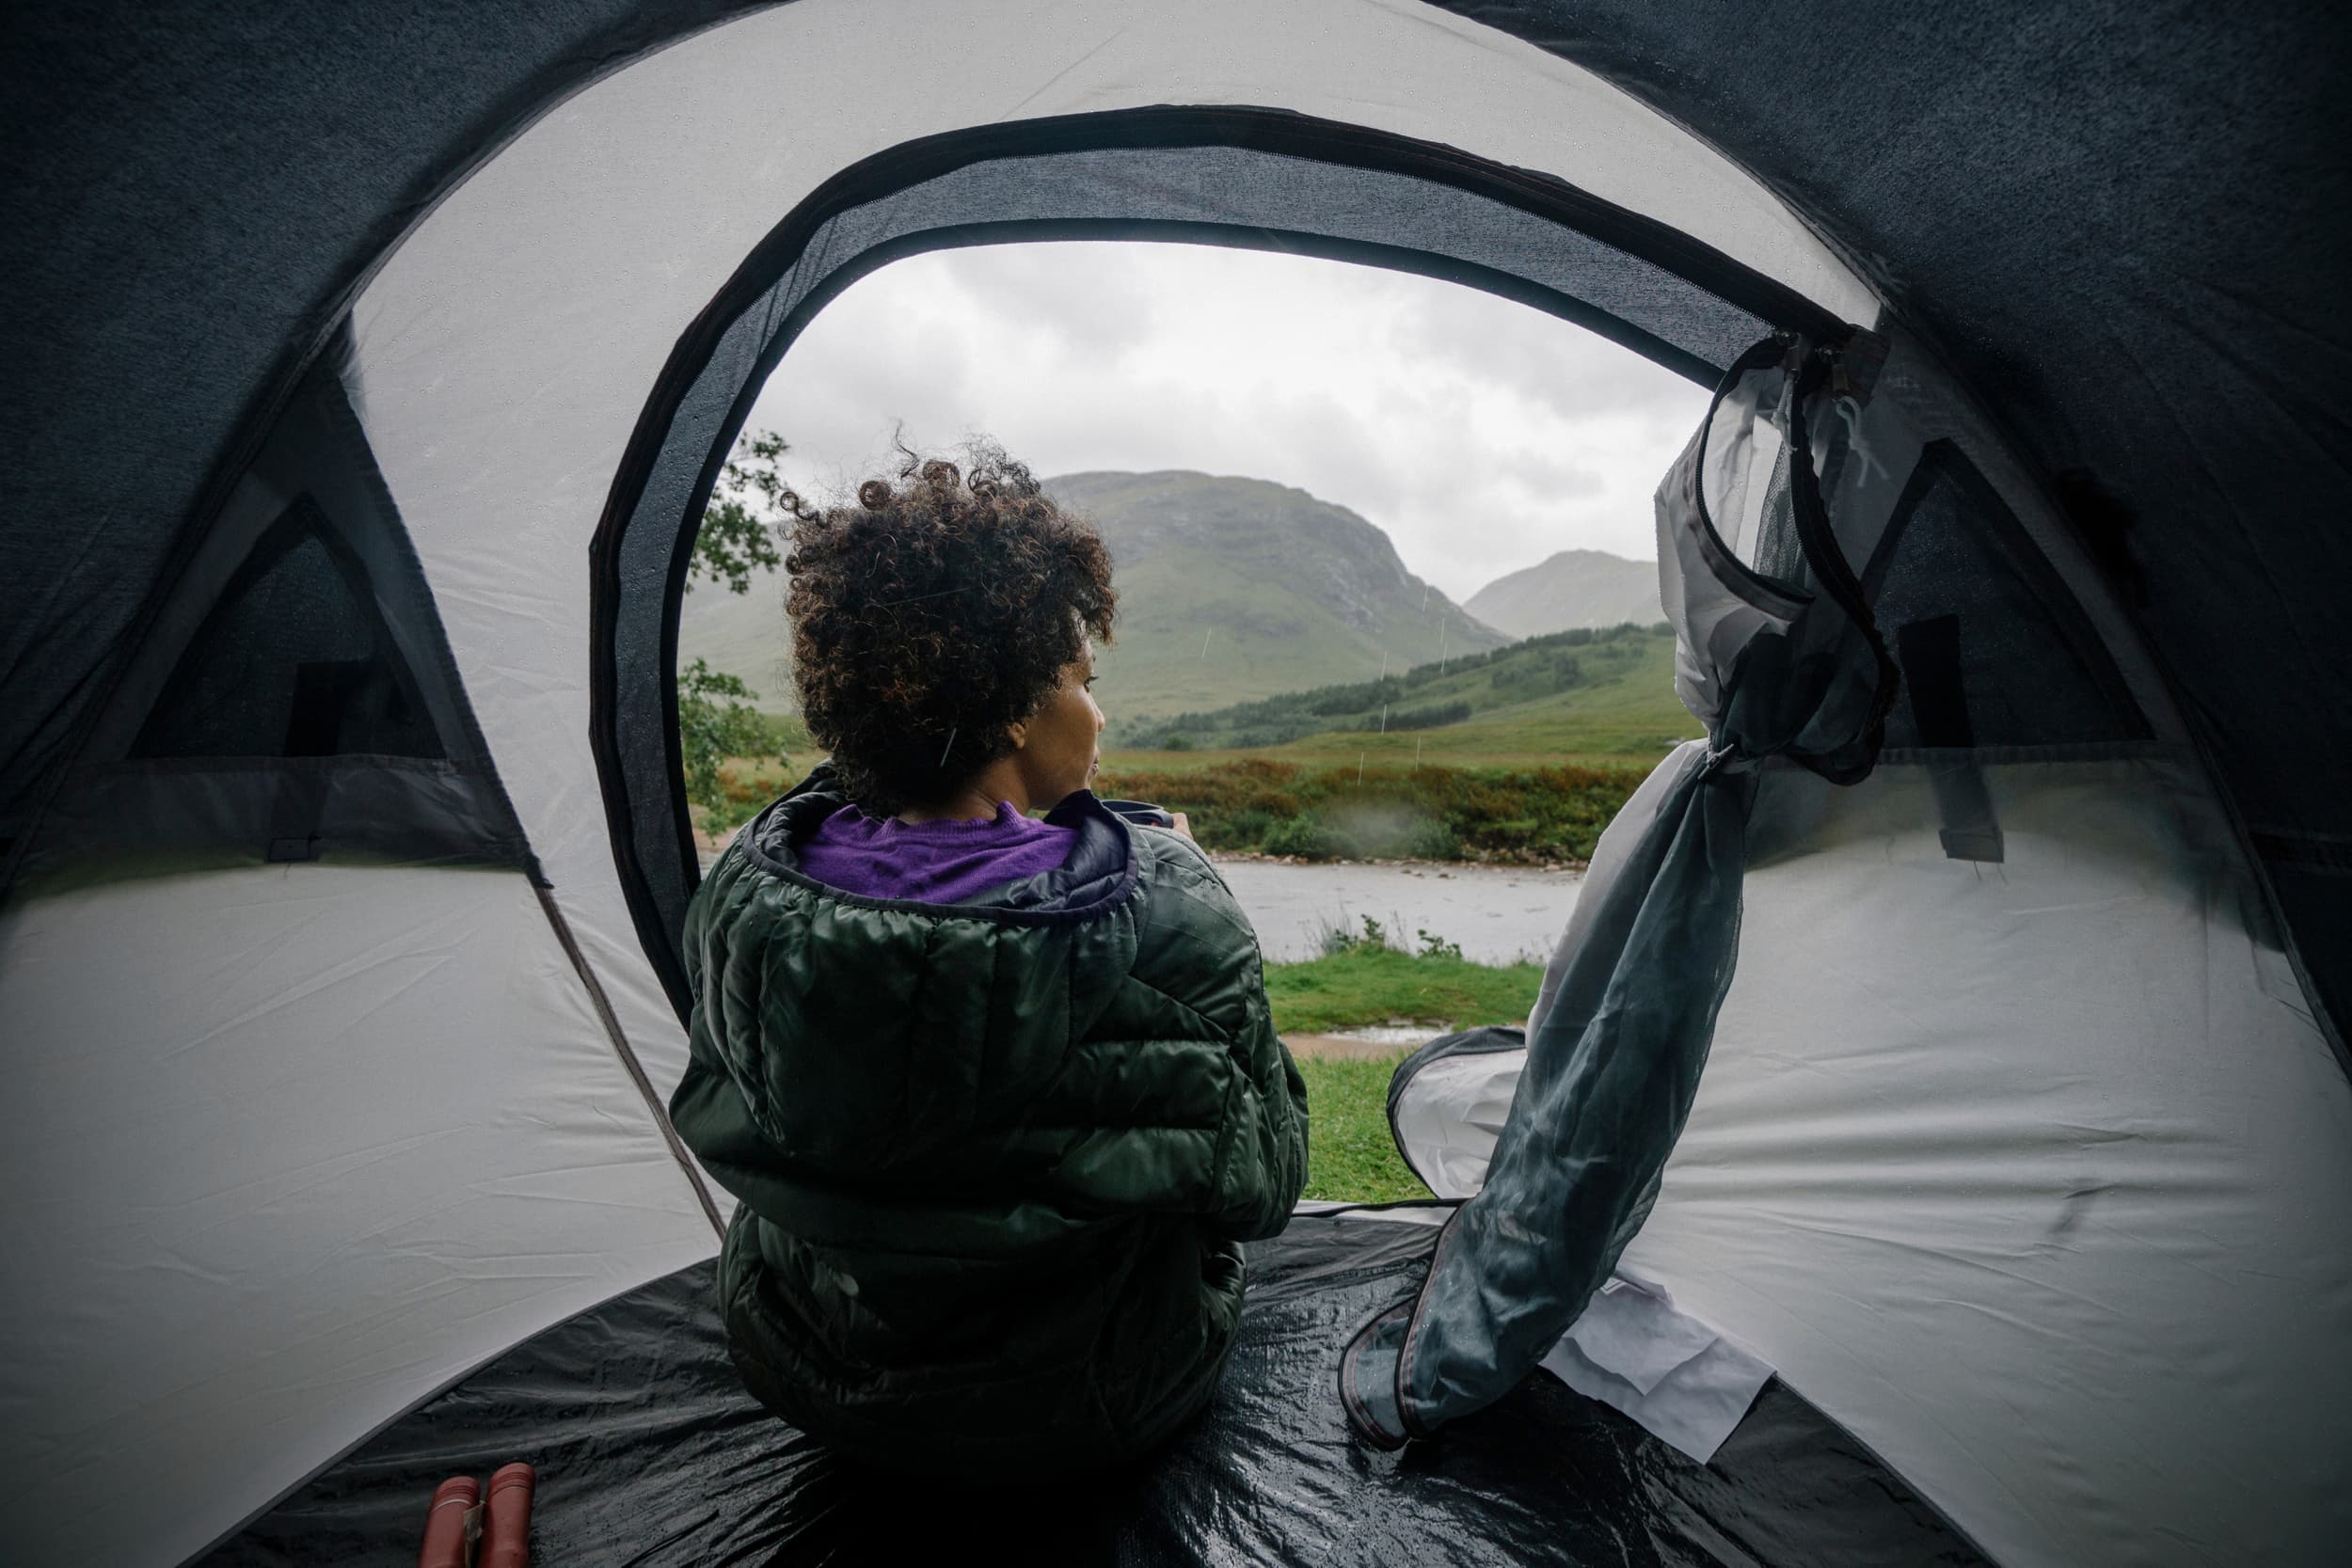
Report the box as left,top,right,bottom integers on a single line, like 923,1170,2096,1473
3,5,2346,1566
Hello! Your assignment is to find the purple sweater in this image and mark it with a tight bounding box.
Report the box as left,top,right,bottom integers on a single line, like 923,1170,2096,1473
797,801,1076,904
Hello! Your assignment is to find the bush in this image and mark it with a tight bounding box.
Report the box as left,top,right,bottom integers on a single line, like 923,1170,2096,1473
1263,813,1348,860
1373,700,1471,732
1097,757,1643,865
677,658,780,817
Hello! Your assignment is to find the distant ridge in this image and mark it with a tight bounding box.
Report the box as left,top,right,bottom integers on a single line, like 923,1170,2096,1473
1463,548,1661,640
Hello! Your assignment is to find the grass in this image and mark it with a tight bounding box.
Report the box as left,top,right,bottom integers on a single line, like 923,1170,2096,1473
1269,938,1539,1202
1297,1052,1432,1203
1265,942,1543,1035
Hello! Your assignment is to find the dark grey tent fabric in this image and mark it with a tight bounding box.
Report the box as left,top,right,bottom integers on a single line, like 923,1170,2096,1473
2,1,2345,1034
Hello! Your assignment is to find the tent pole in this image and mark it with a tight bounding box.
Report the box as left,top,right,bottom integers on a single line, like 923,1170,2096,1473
533,883,726,1239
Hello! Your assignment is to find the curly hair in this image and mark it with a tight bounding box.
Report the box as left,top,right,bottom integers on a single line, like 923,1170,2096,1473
784,442,1116,816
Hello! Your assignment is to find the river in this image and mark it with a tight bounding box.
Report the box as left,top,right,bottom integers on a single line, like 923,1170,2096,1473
1209,857,1581,965
701,826,1581,966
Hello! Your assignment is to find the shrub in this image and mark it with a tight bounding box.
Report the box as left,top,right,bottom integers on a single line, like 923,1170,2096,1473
1375,700,1472,732
1098,757,1644,865
677,658,778,816
1263,814,1349,860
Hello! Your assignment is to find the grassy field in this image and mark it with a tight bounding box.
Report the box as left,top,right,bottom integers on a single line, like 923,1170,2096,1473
1265,939,1542,1035
1267,938,1539,1203
1296,1053,1432,1203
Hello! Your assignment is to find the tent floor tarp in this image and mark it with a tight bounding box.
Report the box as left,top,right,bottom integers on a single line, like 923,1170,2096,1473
205,1214,1987,1566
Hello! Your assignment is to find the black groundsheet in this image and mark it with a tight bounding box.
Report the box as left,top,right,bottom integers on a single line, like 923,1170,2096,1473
209,1214,1984,1566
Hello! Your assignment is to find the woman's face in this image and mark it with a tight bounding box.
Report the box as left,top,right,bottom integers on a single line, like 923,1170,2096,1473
1011,648,1104,807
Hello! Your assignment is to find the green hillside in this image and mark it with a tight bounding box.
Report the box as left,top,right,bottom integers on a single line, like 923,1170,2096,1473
678,469,1514,721
1106,621,1699,767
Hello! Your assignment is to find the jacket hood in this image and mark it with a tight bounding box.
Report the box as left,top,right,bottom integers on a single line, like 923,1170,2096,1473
683,774,1147,1176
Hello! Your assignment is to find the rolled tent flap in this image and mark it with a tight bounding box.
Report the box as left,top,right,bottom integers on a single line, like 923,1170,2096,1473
1341,333,1924,1446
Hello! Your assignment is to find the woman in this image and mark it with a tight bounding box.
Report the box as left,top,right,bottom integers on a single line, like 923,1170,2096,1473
670,448,1310,1480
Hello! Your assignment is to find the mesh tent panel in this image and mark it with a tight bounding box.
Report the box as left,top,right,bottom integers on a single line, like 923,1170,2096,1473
1867,444,2146,751
133,500,444,762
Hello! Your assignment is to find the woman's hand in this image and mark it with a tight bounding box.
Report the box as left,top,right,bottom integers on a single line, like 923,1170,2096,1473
1170,811,1194,841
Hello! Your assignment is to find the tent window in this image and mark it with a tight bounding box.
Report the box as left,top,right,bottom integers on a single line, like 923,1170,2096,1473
1867,443,2148,749
131,499,444,761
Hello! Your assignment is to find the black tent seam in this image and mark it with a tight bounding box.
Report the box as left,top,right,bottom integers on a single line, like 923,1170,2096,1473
593,105,1836,1020
2251,832,2352,874
532,882,725,1239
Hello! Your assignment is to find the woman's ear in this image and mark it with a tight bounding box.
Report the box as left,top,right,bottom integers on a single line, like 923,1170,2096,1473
1007,721,1027,751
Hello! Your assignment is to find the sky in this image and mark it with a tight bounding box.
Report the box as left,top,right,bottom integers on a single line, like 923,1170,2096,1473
743,241,1711,602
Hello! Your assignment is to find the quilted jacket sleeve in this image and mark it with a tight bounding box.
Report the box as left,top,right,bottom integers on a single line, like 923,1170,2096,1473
1141,829,1311,1242
1205,970,1311,1241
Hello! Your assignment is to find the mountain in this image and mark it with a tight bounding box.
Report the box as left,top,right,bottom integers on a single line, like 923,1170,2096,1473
678,470,1511,721
1048,471,1508,721
1462,548,1661,640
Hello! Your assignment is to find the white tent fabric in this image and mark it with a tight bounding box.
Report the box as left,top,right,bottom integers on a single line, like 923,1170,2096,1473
0,866,718,1568
1389,753,2352,1568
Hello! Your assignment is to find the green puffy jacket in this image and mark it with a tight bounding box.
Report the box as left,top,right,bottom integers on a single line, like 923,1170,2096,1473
670,780,1310,1478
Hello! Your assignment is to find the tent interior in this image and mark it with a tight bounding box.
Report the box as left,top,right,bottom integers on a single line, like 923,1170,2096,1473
3,4,2346,1566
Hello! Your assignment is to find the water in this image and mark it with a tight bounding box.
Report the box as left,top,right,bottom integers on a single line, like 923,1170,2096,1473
701,826,1582,966
1211,857,1581,965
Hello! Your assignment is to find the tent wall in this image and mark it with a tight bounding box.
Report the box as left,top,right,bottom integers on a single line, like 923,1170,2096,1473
1431,0,2352,1042
1395,752,2352,1567
13,326,535,893
1640,753,2352,1568
0,865,720,1568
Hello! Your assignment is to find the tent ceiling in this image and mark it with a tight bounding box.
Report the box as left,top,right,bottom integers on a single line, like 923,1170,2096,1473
3,3,2345,1001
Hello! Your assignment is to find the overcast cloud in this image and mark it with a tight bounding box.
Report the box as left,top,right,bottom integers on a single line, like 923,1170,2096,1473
745,243,1709,601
